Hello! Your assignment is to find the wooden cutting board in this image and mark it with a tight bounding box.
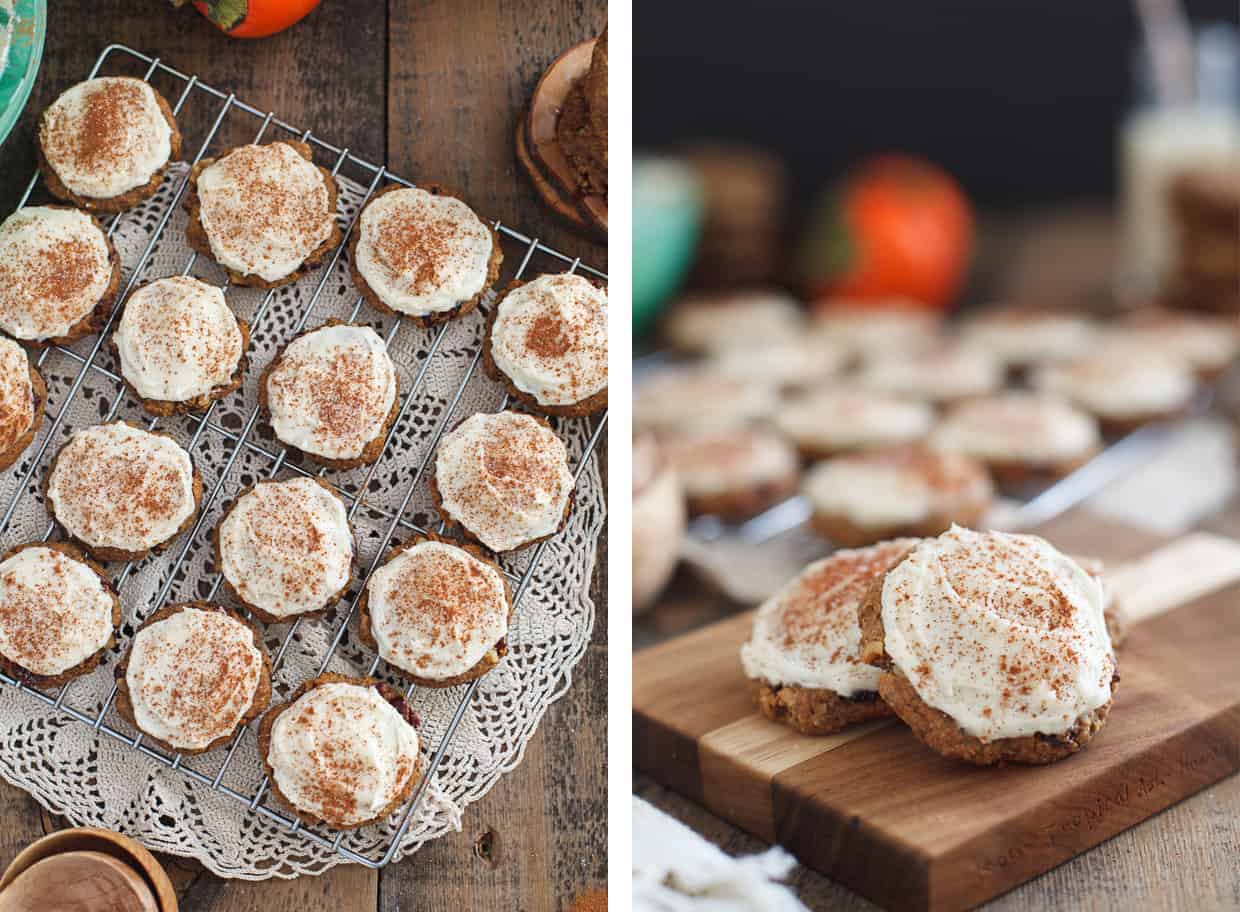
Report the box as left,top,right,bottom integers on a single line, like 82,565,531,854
634,519,1240,912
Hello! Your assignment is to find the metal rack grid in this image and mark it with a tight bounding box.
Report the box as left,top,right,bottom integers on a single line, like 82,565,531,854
0,43,607,869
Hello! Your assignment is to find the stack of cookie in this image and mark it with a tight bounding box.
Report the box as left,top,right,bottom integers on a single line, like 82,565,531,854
1164,164,1240,315
741,525,1123,766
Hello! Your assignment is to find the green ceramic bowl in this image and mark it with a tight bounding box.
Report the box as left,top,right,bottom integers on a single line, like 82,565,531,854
0,0,46,149
633,157,701,341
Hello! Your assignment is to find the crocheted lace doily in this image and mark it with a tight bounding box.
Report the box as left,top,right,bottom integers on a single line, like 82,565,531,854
0,164,604,879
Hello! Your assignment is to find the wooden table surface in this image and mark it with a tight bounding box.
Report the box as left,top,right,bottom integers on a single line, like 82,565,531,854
636,504,1240,911
0,2,607,910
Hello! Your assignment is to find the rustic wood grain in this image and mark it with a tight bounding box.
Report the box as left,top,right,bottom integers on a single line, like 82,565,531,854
386,0,607,271
635,520,1240,910
0,2,607,909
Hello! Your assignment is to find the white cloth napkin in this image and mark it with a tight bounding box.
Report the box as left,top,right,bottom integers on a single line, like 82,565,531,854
633,797,808,911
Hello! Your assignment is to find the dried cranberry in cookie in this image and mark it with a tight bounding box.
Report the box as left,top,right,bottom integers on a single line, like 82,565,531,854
46,422,199,559
489,273,607,413
39,77,175,204
353,185,497,318
263,323,397,465
364,539,510,684
122,604,266,752
0,544,116,680
433,411,573,552
115,276,245,407
0,207,114,343
217,478,354,622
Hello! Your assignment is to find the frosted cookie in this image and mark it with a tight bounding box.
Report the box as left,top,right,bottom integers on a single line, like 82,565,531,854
632,434,686,615
804,447,993,548
215,477,354,624
359,535,512,687
350,184,502,326
930,393,1101,485
0,542,119,686
38,77,181,212
116,602,271,755
185,141,340,288
858,344,1003,404
661,428,799,521
1032,344,1197,435
961,308,1095,368
0,337,46,472
662,289,802,354
740,540,917,735
772,388,935,460
707,335,848,389
810,302,941,358
634,366,777,438
858,526,1119,765
1106,309,1240,380
45,422,202,562
260,321,398,469
485,273,607,416
431,411,573,552
258,673,422,829
113,276,248,415
0,206,120,345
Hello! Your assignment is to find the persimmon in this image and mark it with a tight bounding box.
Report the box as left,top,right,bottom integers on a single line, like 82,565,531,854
177,0,321,39
801,155,974,312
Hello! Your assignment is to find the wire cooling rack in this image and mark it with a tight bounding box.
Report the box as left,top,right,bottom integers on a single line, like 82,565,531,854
0,44,606,869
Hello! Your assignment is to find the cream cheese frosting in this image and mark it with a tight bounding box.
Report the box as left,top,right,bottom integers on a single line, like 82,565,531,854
0,337,34,452
354,186,494,316
661,429,798,498
219,478,353,619
634,367,778,437
0,206,112,341
859,345,1003,403
1032,345,1197,419
490,273,607,407
961,310,1096,366
115,276,243,403
265,323,397,461
663,290,803,353
47,422,197,554
803,448,992,529
267,681,420,827
195,143,335,283
125,606,263,751
1107,311,1240,374
931,394,1100,466
366,540,509,680
39,77,173,199
434,411,574,552
881,526,1115,741
741,540,917,695
0,546,113,677
709,335,848,388
773,388,935,453
810,303,940,356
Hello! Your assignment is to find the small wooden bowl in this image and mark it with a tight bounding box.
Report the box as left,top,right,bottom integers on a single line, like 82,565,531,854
0,827,177,912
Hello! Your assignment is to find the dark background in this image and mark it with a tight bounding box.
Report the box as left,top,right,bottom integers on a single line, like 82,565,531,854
635,0,1239,209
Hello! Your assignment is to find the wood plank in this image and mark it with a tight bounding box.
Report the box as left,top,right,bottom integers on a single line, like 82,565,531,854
634,528,1240,912
0,0,386,214
385,0,607,271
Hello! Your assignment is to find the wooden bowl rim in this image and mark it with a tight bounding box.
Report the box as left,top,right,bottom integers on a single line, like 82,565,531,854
0,827,177,911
